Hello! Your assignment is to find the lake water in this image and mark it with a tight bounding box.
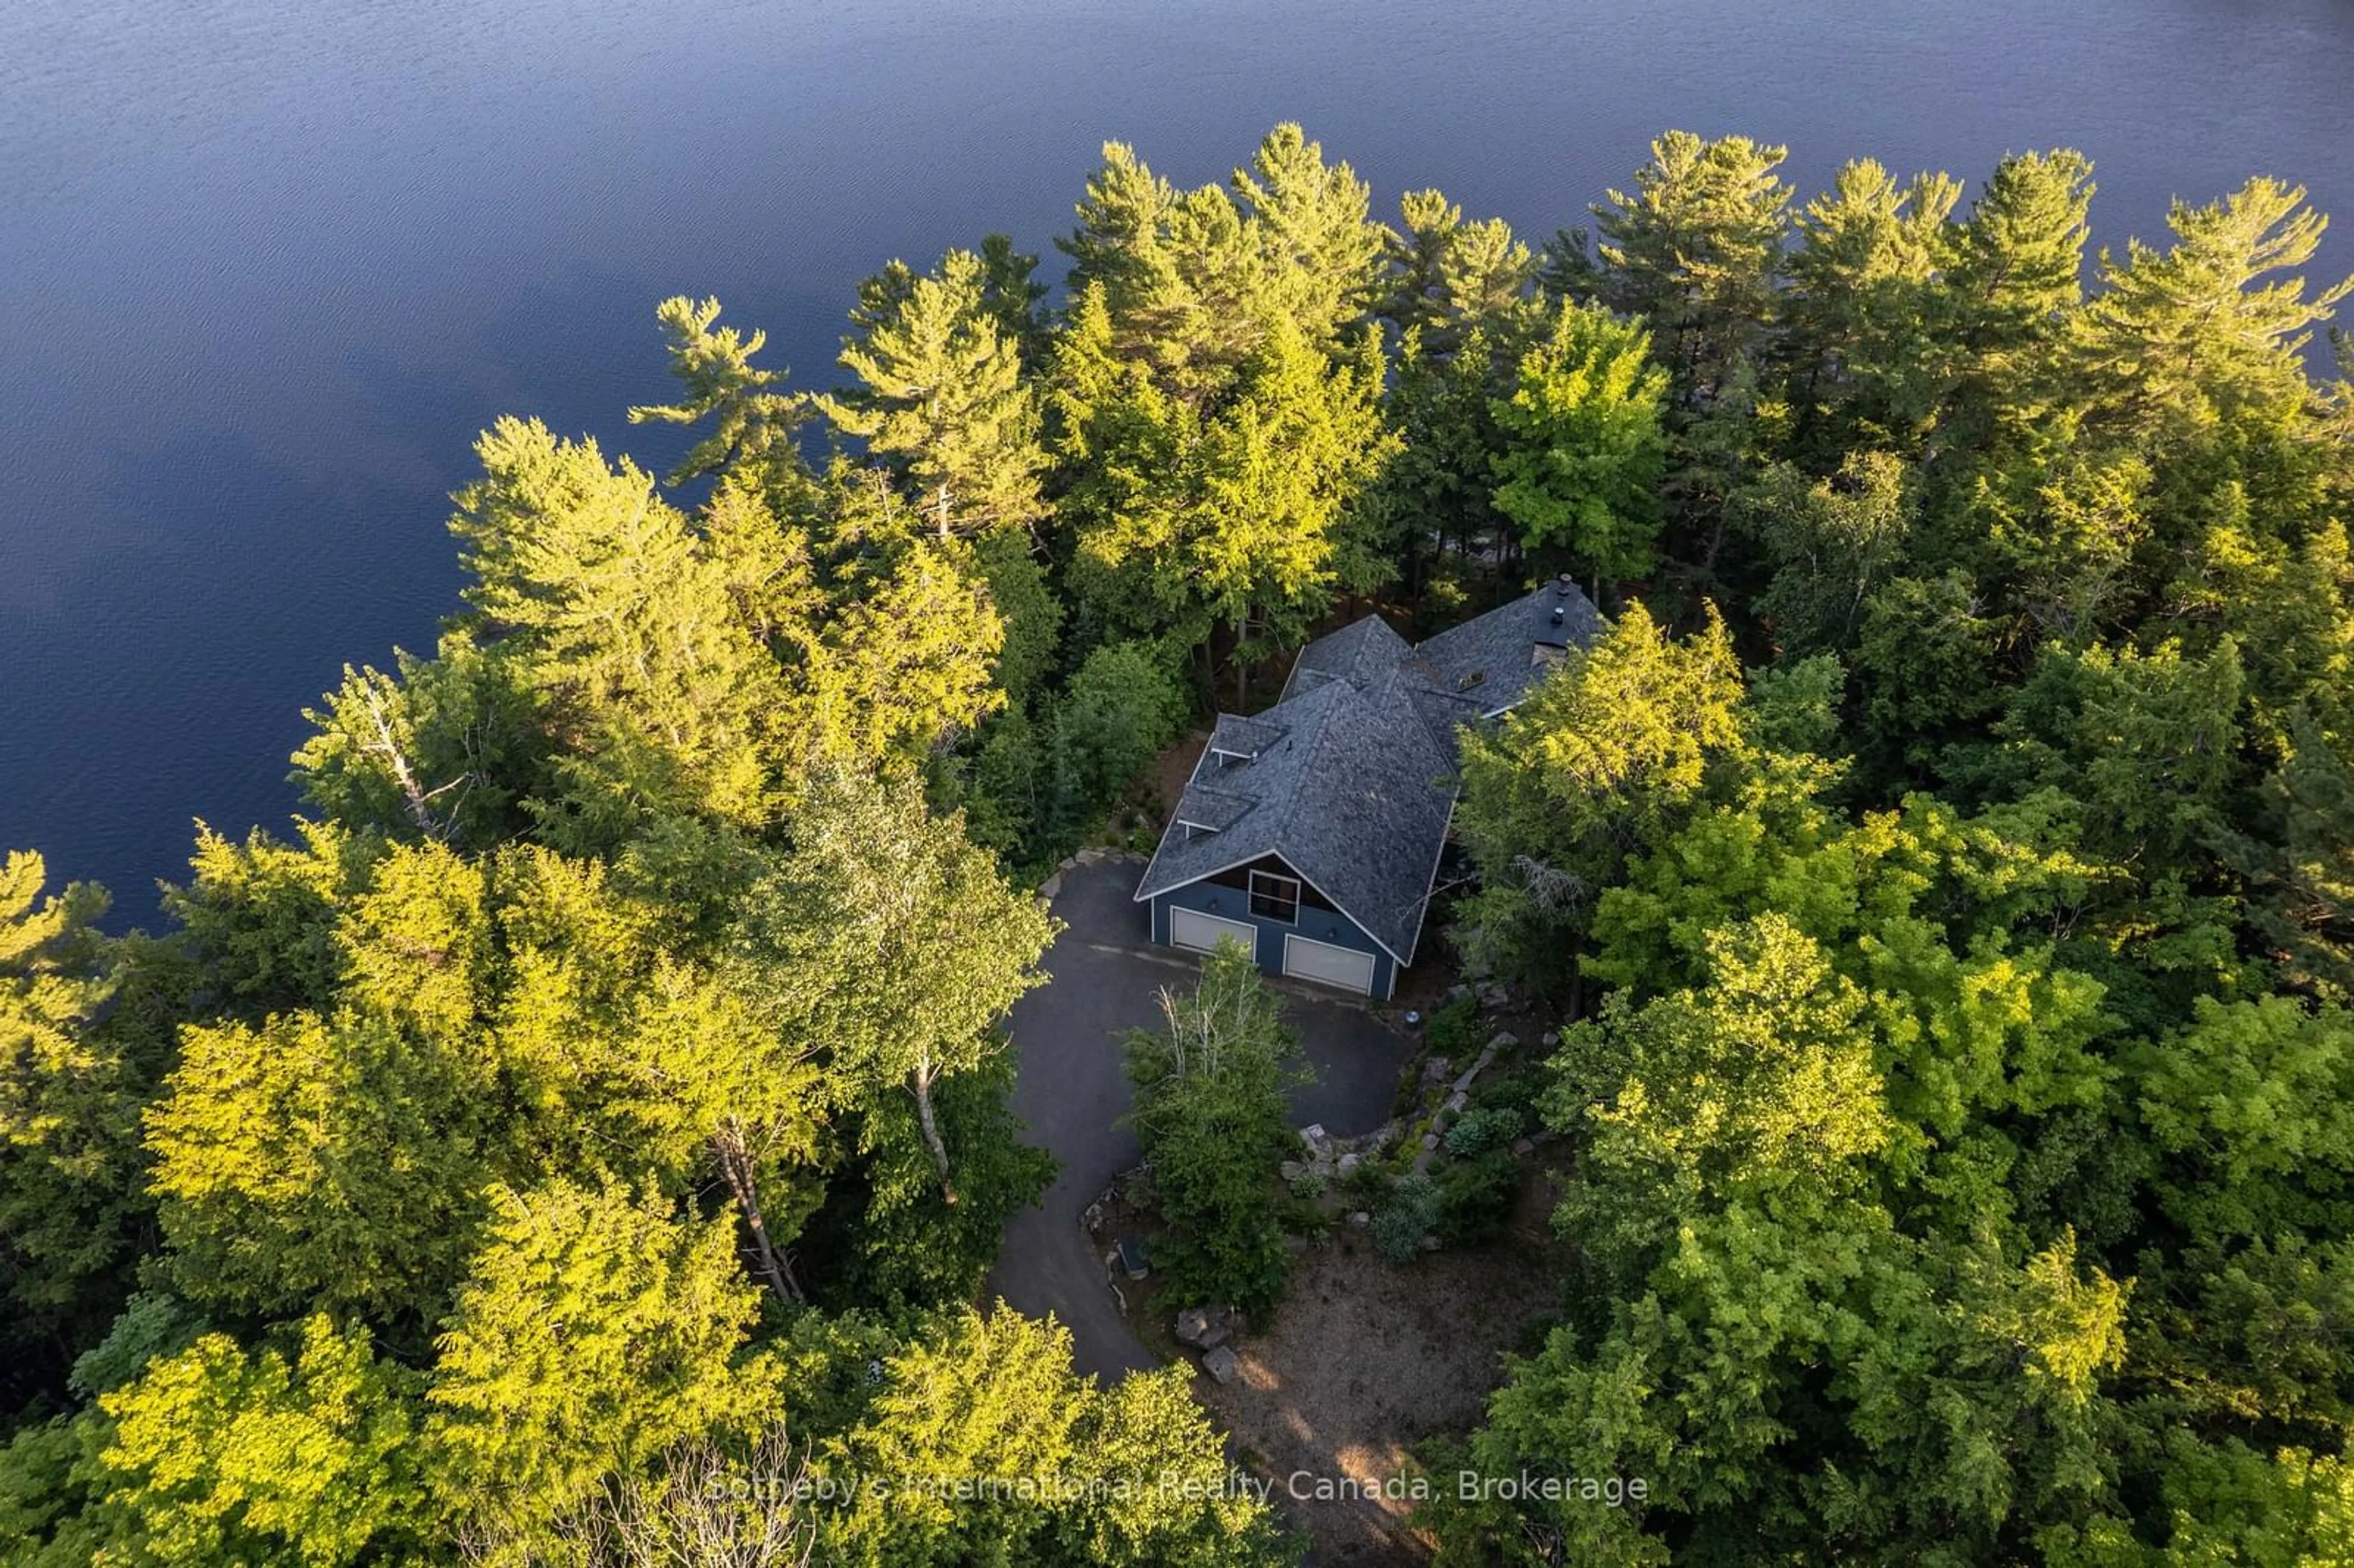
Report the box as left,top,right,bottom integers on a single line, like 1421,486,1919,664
4,0,2351,922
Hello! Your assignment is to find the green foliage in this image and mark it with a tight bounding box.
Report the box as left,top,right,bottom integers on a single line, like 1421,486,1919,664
1123,943,1308,1319
425,1178,769,1526
2074,177,2352,447
736,764,1054,1209
1738,449,1916,652
1454,598,1746,982
1431,1150,1520,1246
975,527,1062,706
1046,636,1190,834
821,1305,1294,1567
93,1315,427,1566
292,629,545,848
1572,129,1792,409
1442,1105,1523,1157
1371,1173,1439,1262
1422,994,1483,1059
828,246,1049,540
451,415,794,831
1489,297,1670,588
0,853,159,1364
1063,315,1395,663
146,1007,506,1325
811,1054,1056,1315
626,294,810,484
14,120,2354,1568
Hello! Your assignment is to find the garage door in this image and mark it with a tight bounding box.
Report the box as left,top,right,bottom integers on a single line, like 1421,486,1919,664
1282,934,1376,994
1169,907,1259,957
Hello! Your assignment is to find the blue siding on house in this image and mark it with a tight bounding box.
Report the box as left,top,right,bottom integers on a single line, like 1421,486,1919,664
1150,878,1396,998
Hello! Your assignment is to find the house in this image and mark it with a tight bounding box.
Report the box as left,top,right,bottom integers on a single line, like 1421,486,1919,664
1133,576,1603,997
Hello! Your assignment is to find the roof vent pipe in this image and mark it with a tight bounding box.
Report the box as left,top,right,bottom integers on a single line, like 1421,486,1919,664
1555,573,1573,598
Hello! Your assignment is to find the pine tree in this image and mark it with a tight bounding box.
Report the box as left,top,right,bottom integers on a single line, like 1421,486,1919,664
1584,130,1793,409
1780,159,1961,453
1230,122,1384,344
91,1316,427,1567
828,249,1049,541
626,295,811,485
2075,177,2352,447
449,416,790,830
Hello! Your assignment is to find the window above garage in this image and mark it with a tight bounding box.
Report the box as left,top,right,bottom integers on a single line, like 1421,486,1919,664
1248,870,1300,924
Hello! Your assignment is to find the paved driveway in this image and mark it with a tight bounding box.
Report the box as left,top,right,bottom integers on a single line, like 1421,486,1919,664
985,856,1411,1382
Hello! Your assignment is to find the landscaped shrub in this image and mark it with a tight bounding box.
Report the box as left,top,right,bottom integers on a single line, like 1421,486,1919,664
1433,1151,1519,1247
1444,1105,1524,1158
1339,1158,1392,1207
1371,1174,1440,1262
1424,996,1482,1060
1469,1069,1541,1119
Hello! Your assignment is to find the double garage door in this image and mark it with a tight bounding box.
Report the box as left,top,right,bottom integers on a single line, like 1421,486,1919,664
1166,907,1376,995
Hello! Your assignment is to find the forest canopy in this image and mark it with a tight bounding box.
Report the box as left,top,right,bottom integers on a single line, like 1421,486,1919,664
2,121,2352,1566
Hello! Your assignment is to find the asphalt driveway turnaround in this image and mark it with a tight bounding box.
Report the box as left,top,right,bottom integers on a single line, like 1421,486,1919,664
985,854,1412,1383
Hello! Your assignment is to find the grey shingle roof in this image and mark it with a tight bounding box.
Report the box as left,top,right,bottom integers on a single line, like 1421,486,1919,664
1205,713,1284,757
1137,676,1454,962
1171,786,1254,831
1282,614,1411,701
1406,577,1600,717
1137,578,1603,970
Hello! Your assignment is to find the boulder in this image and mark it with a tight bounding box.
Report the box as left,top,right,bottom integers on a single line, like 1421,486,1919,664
1175,1306,1214,1347
1348,1210,1372,1227
1279,1160,1307,1183
1486,1030,1520,1051
1337,1151,1361,1175
1421,1131,1441,1152
1038,872,1064,900
1202,1345,1241,1384
1540,1030,1560,1048
1511,1137,1536,1157
1446,1091,1469,1115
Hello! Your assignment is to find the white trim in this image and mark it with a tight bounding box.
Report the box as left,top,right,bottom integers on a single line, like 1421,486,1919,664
1168,907,1259,956
1138,851,1412,970
1248,869,1301,925
1282,933,1377,994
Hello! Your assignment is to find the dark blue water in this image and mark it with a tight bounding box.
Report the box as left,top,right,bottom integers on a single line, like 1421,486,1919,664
5,0,2352,922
